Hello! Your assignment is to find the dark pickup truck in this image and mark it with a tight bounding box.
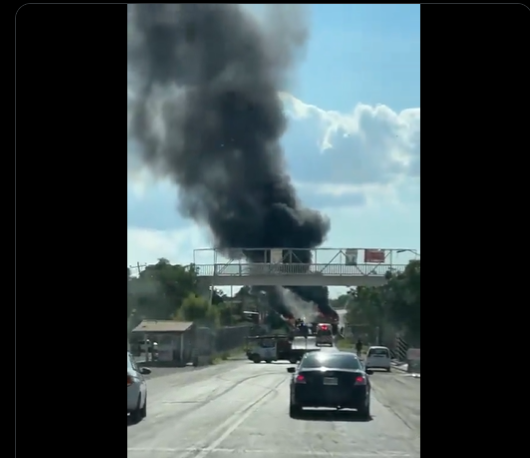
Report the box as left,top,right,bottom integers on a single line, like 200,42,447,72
246,334,320,363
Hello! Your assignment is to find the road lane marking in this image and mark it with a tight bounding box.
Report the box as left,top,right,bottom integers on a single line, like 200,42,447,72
191,377,286,458
156,375,285,458
127,449,414,457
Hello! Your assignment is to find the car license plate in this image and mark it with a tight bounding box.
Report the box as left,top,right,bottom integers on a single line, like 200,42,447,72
323,377,338,385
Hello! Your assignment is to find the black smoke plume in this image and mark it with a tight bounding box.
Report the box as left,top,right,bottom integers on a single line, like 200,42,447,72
128,4,336,319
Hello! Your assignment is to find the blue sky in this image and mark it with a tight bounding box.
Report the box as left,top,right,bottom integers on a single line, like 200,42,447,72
295,4,420,112
127,5,420,296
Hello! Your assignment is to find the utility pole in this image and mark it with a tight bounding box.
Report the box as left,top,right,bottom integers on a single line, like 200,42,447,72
128,262,147,276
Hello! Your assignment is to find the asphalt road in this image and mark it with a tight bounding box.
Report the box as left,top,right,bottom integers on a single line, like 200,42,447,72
128,359,420,458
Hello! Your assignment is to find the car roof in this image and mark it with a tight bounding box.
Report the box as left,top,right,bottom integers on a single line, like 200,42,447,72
368,346,389,350
305,351,358,359
301,351,362,367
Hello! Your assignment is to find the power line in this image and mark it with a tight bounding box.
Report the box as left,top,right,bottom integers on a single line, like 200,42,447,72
128,262,148,276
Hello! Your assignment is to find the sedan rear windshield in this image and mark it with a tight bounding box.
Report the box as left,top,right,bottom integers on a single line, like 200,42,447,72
301,354,361,370
368,348,389,356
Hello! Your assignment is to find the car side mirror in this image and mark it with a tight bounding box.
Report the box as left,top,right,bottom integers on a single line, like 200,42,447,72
286,367,295,373
365,369,373,375
139,367,151,375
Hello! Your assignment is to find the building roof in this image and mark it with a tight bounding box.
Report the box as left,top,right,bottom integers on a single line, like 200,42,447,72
131,320,194,333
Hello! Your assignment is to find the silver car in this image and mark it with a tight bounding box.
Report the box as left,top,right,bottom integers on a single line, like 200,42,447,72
127,352,151,422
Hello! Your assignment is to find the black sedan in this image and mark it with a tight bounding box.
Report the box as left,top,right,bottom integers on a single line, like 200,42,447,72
287,351,373,418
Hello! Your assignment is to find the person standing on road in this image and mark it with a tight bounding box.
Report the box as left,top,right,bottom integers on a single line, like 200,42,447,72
355,338,363,355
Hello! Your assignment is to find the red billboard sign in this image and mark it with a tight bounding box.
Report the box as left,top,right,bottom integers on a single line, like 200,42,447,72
364,249,385,263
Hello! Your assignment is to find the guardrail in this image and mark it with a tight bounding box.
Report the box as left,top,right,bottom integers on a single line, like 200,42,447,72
195,263,404,277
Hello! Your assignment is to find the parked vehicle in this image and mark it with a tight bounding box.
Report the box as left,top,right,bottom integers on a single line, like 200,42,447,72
127,352,151,423
364,346,391,372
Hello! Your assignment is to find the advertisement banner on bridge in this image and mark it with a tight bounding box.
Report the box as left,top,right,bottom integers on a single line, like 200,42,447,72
364,249,385,263
270,249,283,264
344,249,358,265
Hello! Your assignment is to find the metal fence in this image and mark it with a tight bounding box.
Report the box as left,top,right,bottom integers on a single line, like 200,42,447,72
213,323,252,354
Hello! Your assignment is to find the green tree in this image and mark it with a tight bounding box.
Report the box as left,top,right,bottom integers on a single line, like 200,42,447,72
217,300,243,326
345,260,420,343
128,260,264,330
127,259,202,325
385,260,420,341
331,294,351,309
234,286,259,310
177,293,219,326
346,286,385,329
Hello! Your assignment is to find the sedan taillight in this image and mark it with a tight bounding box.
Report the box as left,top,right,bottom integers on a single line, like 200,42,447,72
127,375,133,386
355,375,367,385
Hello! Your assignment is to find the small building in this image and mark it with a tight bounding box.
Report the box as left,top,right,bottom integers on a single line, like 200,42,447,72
131,319,211,365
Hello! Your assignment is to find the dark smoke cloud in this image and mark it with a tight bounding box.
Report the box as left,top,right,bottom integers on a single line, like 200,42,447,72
128,4,336,319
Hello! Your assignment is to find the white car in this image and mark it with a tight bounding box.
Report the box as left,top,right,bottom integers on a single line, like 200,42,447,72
127,352,151,422
364,346,391,372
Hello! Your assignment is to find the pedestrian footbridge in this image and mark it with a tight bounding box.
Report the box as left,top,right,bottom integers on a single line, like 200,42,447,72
193,247,418,287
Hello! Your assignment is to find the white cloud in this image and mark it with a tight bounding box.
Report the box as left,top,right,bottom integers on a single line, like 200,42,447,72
128,92,420,209
280,92,420,188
